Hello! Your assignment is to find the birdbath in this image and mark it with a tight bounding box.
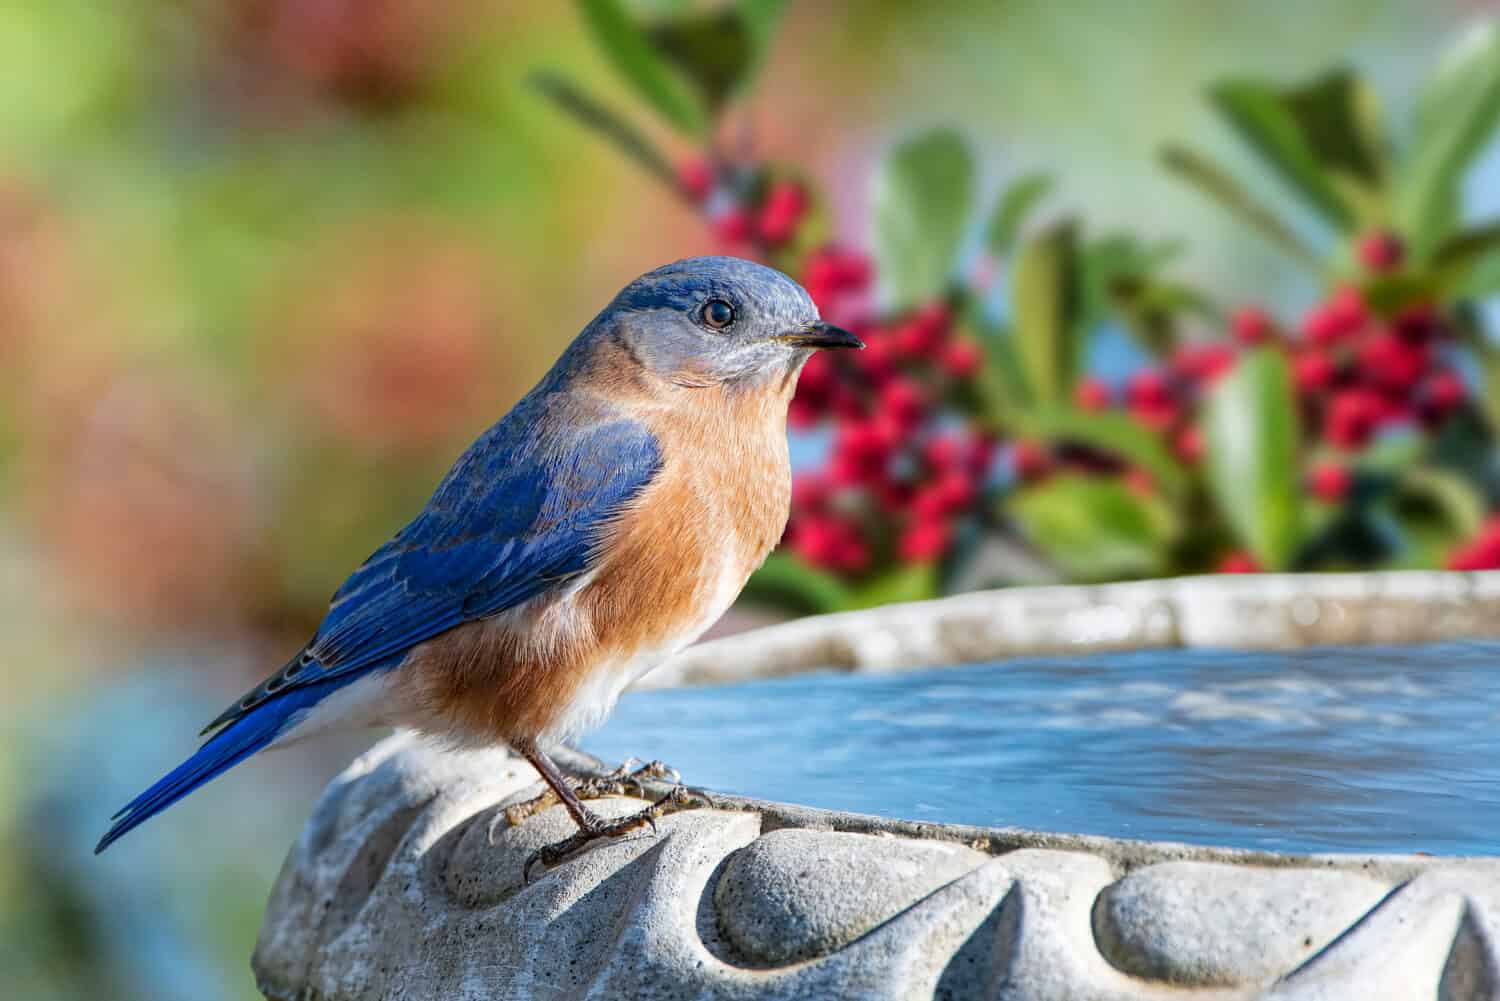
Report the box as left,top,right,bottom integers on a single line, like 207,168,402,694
254,571,1500,1000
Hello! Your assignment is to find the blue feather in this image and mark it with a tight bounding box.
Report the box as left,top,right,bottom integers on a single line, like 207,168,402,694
95,679,343,854
98,391,661,851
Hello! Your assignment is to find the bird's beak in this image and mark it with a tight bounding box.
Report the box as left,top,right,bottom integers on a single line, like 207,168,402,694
778,321,864,350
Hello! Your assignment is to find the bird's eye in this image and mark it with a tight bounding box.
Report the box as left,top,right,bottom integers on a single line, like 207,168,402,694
700,299,736,330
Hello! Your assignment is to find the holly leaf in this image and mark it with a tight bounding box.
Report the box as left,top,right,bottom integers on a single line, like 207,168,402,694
1208,73,1368,230
984,172,1053,257
1007,474,1177,582
872,128,975,310
1401,23,1500,259
1203,349,1303,570
576,0,707,135
1160,144,1322,266
1011,221,1082,408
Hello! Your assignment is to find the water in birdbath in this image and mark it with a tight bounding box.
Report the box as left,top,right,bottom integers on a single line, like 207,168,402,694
582,640,1500,855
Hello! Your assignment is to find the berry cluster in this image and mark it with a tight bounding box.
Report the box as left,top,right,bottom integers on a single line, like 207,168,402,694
781,256,997,572
677,157,812,255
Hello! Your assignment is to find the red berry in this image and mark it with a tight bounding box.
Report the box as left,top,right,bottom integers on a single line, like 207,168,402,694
913,302,952,336
1174,424,1204,464
893,312,947,357
1012,440,1051,482
1328,286,1369,332
712,206,752,243
1302,287,1368,346
923,434,964,472
912,483,948,520
880,378,926,428
1358,332,1428,392
837,535,871,573
1426,369,1466,415
1301,305,1345,346
791,473,830,512
1447,520,1500,571
1231,306,1273,346
899,518,952,564
1173,343,1236,384
805,247,872,293
1217,551,1260,574
1324,389,1382,450
793,516,844,569
1130,397,1182,433
1358,231,1405,273
1308,463,1351,502
966,434,998,476
1126,369,1171,409
936,470,977,512
940,340,984,379
1293,351,1338,396
757,181,807,246
1074,377,1112,411
854,330,897,385
676,156,714,202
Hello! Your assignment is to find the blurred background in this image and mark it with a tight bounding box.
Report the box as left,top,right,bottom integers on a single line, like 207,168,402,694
5,2,1500,998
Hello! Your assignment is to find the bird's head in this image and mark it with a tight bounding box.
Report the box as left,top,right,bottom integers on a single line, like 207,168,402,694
597,256,862,388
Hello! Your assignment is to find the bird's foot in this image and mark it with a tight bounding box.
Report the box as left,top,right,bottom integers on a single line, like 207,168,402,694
523,786,707,883
503,758,681,827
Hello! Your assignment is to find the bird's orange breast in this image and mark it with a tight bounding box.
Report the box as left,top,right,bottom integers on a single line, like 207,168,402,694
394,371,796,747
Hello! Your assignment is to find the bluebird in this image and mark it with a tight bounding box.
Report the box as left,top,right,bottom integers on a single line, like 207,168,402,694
96,256,861,867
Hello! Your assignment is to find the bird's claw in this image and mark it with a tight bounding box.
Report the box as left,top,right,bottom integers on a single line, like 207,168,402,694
521,786,703,884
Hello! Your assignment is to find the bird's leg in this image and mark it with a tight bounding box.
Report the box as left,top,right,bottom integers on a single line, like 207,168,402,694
504,751,682,826
508,741,707,881
507,740,607,829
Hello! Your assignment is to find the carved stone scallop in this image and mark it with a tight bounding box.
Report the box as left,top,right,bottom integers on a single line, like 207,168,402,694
254,733,1500,1001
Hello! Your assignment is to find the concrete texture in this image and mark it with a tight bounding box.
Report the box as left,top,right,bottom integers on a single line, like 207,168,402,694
256,733,1500,1001
256,573,1500,999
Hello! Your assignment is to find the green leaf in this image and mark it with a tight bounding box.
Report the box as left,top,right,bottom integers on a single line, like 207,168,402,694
1007,474,1177,582
1431,219,1500,289
1400,23,1500,259
576,0,707,135
872,128,976,310
1478,348,1500,432
984,172,1053,257
647,8,753,115
1159,145,1322,266
744,552,851,615
1013,407,1190,500
1282,70,1388,192
844,563,941,610
529,71,678,188
1401,468,1487,540
1203,349,1303,570
963,307,1033,419
1209,75,1361,229
1011,221,1082,407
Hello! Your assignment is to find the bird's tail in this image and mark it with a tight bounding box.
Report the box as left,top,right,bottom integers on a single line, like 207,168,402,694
95,680,336,854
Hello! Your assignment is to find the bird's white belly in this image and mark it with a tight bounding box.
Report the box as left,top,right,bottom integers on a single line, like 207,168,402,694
539,554,748,745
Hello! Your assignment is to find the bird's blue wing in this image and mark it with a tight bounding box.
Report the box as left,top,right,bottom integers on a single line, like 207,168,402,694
96,403,660,852
217,403,663,730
